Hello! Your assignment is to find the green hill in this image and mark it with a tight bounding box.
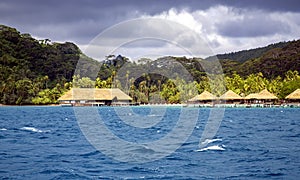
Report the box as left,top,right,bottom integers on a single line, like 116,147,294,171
237,40,300,78
207,41,289,63
0,25,99,104
218,40,300,78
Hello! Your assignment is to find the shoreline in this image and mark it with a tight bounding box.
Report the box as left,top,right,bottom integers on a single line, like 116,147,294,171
0,104,60,107
1,103,299,108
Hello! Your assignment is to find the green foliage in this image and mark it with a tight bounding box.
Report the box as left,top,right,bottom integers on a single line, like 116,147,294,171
72,75,95,88
0,24,95,104
208,41,288,63
160,80,180,103
222,70,300,99
32,84,65,105
228,41,300,79
1,24,300,105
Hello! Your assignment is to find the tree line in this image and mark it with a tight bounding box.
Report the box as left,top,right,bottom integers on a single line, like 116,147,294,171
68,70,300,104
1,24,300,105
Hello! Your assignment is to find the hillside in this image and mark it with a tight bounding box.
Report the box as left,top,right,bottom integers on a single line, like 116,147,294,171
0,25,99,104
214,40,300,78
207,41,289,63
236,40,300,78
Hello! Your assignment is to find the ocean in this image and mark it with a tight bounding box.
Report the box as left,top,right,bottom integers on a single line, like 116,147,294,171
0,106,299,179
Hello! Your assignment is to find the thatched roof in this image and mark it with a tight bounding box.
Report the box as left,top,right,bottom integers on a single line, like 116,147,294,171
189,90,216,101
256,89,278,100
58,88,132,101
244,93,259,99
244,89,278,100
286,89,300,99
219,90,242,100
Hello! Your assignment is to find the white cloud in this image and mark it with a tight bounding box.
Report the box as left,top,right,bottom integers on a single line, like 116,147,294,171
140,5,300,56
79,5,300,60
81,18,213,61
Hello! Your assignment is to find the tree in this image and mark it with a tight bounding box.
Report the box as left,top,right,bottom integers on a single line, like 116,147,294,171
160,79,180,103
72,75,95,88
15,79,33,105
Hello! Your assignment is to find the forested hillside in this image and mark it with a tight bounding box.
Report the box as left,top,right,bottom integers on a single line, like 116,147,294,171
1,24,300,105
207,40,300,79
207,41,289,63
236,40,300,78
0,25,98,104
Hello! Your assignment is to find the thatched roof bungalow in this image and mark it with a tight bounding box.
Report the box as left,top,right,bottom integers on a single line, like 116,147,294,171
285,89,300,103
188,90,216,103
244,89,278,100
58,88,132,106
256,89,278,100
245,93,259,100
286,89,300,100
219,90,243,104
244,89,278,105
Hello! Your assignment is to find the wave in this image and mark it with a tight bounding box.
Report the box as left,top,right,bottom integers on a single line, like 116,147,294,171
201,138,222,145
196,145,225,152
0,128,7,131
147,114,162,117
20,127,49,133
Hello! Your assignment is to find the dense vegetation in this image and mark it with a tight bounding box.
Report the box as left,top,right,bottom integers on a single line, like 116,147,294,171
207,41,289,63
1,24,300,105
217,40,300,78
0,25,98,104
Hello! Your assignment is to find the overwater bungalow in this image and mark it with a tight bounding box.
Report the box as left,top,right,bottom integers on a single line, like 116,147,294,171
245,89,278,106
244,93,260,104
58,88,132,106
188,90,216,106
219,90,243,104
256,89,278,105
285,89,300,104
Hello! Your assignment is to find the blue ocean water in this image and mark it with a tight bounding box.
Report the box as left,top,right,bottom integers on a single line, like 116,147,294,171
0,106,300,179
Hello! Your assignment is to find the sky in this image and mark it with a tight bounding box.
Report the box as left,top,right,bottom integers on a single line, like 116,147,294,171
1,0,300,60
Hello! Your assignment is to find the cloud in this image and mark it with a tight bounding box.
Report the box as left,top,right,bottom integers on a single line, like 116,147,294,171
217,10,291,37
1,1,300,59
81,18,213,61
0,0,144,43
141,6,300,56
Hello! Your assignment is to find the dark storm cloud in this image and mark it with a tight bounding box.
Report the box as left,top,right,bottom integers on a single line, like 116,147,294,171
0,0,299,54
1,1,299,35
218,15,291,37
0,0,150,43
219,0,300,12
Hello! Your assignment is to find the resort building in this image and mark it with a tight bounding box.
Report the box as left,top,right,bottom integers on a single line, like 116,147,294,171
58,88,132,106
219,90,243,104
285,89,300,104
245,89,278,105
188,90,216,104
244,93,260,104
188,90,216,107
186,89,300,107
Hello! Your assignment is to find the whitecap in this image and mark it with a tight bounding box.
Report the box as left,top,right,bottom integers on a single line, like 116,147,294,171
20,127,43,133
196,145,225,152
201,138,222,145
147,114,161,117
0,128,7,131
